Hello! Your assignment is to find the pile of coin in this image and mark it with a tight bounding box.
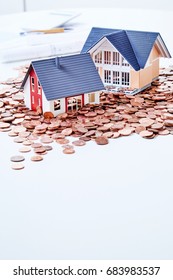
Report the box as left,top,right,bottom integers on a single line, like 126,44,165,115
1,65,173,170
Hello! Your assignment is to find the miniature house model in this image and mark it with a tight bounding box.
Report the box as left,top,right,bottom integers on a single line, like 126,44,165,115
81,27,171,93
21,53,104,116
22,27,171,115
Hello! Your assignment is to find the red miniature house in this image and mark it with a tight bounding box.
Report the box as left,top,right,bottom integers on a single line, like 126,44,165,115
21,53,105,116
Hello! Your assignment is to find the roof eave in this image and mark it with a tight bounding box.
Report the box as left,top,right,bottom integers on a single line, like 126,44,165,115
156,34,172,58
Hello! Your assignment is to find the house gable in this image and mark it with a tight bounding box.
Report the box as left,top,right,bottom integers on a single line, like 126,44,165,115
81,27,171,71
22,53,104,101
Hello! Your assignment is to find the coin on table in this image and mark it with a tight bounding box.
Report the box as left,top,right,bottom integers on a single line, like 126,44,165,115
95,136,109,145
31,155,43,161
11,163,25,170
56,138,70,145
158,129,170,135
72,140,86,146
19,146,31,153
10,155,25,162
139,130,154,138
112,132,120,138
119,128,133,136
61,128,73,136
63,148,75,154
43,145,53,151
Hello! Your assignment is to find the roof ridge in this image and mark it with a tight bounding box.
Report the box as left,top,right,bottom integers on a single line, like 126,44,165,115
124,30,141,69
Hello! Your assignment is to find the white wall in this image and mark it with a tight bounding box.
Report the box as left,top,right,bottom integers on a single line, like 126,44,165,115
1,0,173,15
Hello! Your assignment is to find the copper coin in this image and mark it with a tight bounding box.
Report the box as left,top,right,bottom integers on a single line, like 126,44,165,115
119,128,133,136
103,132,113,138
22,140,33,146
77,126,88,134
79,136,91,141
13,137,27,143
139,118,155,126
72,140,86,146
31,155,43,161
95,136,109,145
151,123,164,130
84,130,95,137
158,129,170,135
56,138,70,145
0,122,10,128
40,137,53,144
112,132,120,138
13,126,26,134
31,143,43,148
11,163,25,170
43,145,53,151
135,126,146,134
52,133,65,139
19,146,31,153
63,148,75,154
34,147,46,153
164,120,173,126
8,131,18,137
62,144,74,149
61,128,73,136
10,155,25,162
139,130,154,138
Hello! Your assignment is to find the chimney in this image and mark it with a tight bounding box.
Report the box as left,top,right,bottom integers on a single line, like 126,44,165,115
55,57,60,69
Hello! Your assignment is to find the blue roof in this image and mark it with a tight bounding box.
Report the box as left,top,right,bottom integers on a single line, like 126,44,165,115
81,27,171,71
22,53,104,101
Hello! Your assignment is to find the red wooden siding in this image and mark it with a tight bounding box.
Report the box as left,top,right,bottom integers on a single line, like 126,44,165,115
29,68,43,111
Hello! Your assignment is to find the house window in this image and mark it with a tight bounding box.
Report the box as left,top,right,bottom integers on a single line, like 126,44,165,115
113,71,120,85
31,77,35,92
113,52,120,65
122,72,130,86
104,51,111,64
88,93,95,103
95,51,102,63
31,95,34,104
104,70,111,83
54,99,61,111
122,57,129,66
38,81,41,94
38,98,41,107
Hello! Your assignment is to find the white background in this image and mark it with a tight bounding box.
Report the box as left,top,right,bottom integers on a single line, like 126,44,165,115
0,3,173,261
1,0,173,15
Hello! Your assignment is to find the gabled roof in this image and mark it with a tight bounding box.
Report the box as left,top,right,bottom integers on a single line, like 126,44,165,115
22,53,105,101
81,27,171,71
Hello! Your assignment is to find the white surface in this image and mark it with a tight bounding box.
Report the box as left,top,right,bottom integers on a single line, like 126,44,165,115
0,7,173,260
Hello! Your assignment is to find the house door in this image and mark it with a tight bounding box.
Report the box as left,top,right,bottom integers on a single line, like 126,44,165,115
66,95,84,112
30,74,43,111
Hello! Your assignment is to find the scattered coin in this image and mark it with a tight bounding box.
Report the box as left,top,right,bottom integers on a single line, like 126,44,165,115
72,140,86,146
31,155,43,161
11,162,25,170
10,155,25,162
63,148,75,154
19,146,31,153
95,136,109,145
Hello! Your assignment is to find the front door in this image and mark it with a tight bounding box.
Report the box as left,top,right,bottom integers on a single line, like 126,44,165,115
30,70,43,111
